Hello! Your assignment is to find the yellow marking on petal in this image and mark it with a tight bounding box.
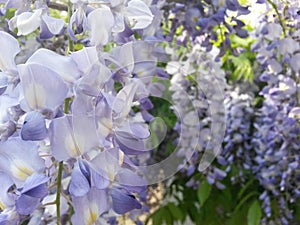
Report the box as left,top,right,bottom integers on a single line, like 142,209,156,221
119,150,124,166
85,205,98,225
10,159,34,181
279,83,289,91
25,82,47,109
0,199,5,211
109,172,115,182
64,135,81,158
87,211,98,225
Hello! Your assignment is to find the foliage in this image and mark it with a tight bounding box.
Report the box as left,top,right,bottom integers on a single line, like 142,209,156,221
0,0,299,225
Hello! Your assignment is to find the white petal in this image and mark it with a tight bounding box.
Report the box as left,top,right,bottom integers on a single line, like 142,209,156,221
126,0,153,29
27,48,80,83
87,7,114,46
265,23,282,41
42,14,65,35
166,61,180,74
112,80,139,119
112,13,125,33
16,9,42,36
112,42,134,74
18,63,68,111
0,31,20,73
71,47,98,75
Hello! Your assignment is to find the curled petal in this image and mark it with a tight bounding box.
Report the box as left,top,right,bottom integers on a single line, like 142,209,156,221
111,188,142,214
69,160,110,197
16,194,40,215
21,174,49,198
15,9,43,36
112,80,141,119
0,31,20,74
21,111,47,141
68,8,87,41
42,14,64,35
126,0,153,29
69,162,90,197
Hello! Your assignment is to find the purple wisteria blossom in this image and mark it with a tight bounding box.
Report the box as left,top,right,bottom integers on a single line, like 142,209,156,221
0,12,159,222
68,0,154,45
7,2,64,38
250,3,300,223
2,0,300,224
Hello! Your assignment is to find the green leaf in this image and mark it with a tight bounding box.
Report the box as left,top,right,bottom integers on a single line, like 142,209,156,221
4,8,16,20
234,192,258,214
151,208,164,225
294,199,300,222
163,207,173,225
237,178,254,200
197,180,212,206
167,202,184,220
149,206,174,225
231,65,243,80
187,203,201,223
247,200,262,225
227,52,254,82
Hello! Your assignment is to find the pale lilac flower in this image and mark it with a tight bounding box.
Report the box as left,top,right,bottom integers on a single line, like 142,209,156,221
71,188,109,225
26,48,81,84
0,138,45,186
0,31,20,77
9,8,64,38
49,115,99,161
264,23,282,41
20,111,47,141
0,172,15,211
69,159,109,197
111,188,142,214
290,53,300,72
277,38,300,55
87,6,115,46
15,174,49,215
18,63,68,113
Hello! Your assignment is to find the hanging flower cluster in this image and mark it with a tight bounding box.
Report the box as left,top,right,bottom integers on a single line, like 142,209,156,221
0,0,167,224
0,0,300,224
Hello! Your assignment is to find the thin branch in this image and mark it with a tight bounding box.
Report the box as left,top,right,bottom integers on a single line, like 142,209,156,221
56,161,63,225
48,2,68,11
67,0,74,53
266,0,287,36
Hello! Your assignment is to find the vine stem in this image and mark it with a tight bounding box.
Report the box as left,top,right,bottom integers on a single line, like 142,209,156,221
67,0,74,53
56,162,63,225
48,2,68,11
56,98,71,225
266,0,287,36
55,2,74,224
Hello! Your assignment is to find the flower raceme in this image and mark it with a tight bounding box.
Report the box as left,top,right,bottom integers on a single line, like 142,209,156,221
1,0,299,224
0,27,156,223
